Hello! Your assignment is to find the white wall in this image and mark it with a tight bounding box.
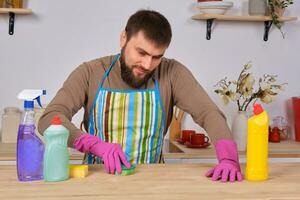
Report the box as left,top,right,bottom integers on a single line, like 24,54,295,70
1,0,299,136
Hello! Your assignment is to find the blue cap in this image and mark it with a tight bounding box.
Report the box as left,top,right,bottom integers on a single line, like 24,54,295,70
24,100,34,109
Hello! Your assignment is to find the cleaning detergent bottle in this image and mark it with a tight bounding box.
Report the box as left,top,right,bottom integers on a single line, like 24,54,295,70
16,89,46,181
43,116,70,182
246,103,269,181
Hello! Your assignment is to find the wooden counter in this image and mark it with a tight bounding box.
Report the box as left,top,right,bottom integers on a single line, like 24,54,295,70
0,163,300,200
1,140,300,161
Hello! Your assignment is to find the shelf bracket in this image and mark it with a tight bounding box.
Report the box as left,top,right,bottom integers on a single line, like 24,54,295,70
8,12,15,35
206,19,214,40
263,21,273,41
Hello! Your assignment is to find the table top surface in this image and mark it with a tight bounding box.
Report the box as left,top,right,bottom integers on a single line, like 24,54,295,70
1,163,300,200
1,139,300,161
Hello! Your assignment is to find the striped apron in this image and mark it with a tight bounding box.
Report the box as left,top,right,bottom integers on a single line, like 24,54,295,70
83,54,165,164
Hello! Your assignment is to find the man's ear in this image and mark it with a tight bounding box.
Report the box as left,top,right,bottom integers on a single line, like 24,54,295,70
120,31,127,49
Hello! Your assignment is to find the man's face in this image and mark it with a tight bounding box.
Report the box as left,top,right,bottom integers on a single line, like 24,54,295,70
120,31,167,88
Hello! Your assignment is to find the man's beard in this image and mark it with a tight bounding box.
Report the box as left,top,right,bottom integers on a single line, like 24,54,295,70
120,51,155,89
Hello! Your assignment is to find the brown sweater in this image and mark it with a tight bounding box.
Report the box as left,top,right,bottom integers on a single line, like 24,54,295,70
38,55,232,147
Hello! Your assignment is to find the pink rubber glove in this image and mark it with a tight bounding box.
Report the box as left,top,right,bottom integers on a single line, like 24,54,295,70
205,139,243,182
73,134,131,174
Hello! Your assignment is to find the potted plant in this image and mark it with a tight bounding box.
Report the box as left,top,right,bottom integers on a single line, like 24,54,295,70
267,0,294,38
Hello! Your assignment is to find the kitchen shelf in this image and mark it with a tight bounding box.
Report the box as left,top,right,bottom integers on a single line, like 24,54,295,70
0,8,33,35
192,14,298,41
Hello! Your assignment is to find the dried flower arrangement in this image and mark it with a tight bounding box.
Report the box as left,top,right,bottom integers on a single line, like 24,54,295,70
214,62,287,111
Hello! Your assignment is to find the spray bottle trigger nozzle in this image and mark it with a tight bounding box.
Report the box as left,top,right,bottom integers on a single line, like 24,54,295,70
36,90,46,108
35,96,43,108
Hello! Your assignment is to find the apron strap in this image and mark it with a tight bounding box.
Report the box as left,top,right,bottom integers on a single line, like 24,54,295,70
100,53,121,88
154,78,160,90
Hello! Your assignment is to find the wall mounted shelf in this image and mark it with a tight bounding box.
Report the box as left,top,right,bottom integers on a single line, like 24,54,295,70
192,14,297,41
0,8,33,35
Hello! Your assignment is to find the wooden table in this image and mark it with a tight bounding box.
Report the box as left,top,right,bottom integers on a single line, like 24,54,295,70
1,140,300,161
0,163,300,200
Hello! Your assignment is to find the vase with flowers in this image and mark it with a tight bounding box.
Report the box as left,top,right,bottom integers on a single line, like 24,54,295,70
214,62,287,150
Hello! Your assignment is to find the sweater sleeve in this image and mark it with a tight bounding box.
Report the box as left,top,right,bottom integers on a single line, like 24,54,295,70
169,60,232,144
38,62,90,147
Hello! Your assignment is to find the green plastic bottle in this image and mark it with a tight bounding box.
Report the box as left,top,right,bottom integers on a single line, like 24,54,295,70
43,116,69,182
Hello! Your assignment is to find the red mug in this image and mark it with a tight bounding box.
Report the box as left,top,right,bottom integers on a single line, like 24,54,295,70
181,130,196,143
190,133,209,145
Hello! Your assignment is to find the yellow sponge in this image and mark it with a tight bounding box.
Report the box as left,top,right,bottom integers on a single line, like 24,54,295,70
69,164,88,178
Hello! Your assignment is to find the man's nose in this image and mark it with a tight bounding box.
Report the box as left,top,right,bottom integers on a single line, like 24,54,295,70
142,56,152,70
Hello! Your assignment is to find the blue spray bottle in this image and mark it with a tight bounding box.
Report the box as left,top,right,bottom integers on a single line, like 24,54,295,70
16,89,46,181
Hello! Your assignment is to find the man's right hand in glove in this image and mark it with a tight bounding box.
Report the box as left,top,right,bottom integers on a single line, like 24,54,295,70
73,134,131,174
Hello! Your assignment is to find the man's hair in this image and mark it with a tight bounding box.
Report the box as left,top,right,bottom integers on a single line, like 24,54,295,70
125,10,172,47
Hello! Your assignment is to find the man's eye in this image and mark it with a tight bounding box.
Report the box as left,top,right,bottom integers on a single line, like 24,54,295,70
139,51,146,56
